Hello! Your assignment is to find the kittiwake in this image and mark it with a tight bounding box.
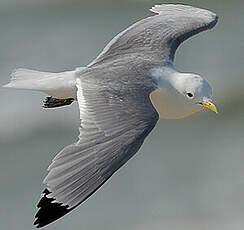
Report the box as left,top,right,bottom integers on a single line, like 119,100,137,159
3,4,218,228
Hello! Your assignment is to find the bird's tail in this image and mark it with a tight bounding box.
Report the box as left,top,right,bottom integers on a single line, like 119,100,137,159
3,68,77,98
3,68,81,107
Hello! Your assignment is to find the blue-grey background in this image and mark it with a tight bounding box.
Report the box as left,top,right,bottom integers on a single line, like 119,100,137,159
0,0,244,229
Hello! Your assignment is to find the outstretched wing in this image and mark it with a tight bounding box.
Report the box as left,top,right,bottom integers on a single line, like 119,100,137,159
34,77,158,228
89,4,218,66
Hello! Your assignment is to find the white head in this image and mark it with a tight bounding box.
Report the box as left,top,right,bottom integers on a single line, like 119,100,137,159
150,70,218,119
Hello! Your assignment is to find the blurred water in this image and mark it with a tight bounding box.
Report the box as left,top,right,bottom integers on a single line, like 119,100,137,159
0,0,244,230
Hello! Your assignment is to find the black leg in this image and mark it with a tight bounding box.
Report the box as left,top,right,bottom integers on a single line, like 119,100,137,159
43,97,74,108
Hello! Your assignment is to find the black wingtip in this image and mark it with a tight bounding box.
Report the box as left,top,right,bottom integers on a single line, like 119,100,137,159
34,189,70,228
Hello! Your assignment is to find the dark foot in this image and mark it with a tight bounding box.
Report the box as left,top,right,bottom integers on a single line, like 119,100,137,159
43,97,74,108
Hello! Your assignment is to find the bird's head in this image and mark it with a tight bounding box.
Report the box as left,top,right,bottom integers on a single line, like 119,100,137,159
150,71,218,119
173,73,218,113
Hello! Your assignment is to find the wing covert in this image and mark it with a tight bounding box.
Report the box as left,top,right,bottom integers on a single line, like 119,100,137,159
89,4,218,66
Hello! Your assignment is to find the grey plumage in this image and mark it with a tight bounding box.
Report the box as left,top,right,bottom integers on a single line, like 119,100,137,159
44,78,159,207
89,4,218,67
4,4,218,228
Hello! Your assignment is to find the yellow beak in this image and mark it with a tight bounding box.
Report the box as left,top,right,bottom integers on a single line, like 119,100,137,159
201,100,218,114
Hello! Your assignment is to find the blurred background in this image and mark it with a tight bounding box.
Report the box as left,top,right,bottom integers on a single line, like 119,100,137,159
0,0,244,229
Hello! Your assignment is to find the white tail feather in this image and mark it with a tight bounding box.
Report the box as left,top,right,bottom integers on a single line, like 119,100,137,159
3,68,79,99
10,68,56,81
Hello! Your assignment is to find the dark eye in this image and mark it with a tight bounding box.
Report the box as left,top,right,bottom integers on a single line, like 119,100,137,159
186,93,194,98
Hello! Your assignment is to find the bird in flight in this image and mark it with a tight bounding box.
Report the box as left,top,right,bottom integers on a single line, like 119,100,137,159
3,4,218,228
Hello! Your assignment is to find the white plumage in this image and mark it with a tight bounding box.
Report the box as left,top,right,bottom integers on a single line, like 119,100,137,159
3,4,218,228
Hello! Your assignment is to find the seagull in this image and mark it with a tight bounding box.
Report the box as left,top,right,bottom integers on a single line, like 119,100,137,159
3,4,218,228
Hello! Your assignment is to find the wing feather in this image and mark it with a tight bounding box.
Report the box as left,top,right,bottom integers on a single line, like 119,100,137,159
34,74,158,227
89,4,218,66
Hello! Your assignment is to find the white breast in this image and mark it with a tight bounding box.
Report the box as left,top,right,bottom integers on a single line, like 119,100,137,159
149,88,201,119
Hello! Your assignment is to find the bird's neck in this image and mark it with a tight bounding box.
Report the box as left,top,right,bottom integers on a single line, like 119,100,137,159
149,66,201,119
151,66,178,85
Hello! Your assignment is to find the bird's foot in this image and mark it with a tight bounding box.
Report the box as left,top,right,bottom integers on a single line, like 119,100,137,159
43,97,74,108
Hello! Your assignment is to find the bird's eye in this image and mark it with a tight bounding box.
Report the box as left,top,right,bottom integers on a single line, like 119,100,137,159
186,93,194,98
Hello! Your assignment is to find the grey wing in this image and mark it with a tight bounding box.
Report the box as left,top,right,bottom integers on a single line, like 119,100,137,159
34,78,158,227
89,4,218,66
